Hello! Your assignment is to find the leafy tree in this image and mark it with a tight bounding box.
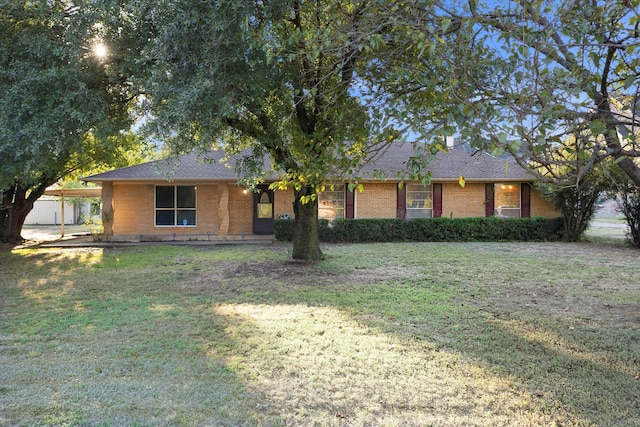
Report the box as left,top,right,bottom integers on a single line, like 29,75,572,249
529,134,610,241
384,1,640,186
139,0,453,260
617,187,640,248
0,1,145,243
608,167,640,247
537,177,605,242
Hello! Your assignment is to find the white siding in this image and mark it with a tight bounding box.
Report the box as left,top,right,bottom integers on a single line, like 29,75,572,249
25,197,91,225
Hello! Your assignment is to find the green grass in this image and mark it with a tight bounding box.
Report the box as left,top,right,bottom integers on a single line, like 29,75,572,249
1,242,639,426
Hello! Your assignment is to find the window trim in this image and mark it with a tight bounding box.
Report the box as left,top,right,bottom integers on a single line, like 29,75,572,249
318,184,345,220
155,185,197,227
494,183,521,218
406,183,433,219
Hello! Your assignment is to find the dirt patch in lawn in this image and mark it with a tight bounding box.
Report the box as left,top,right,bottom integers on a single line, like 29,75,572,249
3,242,639,426
179,258,423,301
470,242,640,328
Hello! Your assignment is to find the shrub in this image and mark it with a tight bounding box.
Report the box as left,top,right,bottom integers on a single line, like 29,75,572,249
536,177,605,242
617,190,640,248
274,217,562,243
84,216,104,242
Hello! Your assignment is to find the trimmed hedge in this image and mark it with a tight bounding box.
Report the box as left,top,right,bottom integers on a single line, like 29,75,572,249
274,217,563,243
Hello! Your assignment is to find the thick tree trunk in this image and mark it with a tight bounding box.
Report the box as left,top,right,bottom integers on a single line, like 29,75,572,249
617,158,640,187
292,185,323,261
0,181,45,244
0,199,33,244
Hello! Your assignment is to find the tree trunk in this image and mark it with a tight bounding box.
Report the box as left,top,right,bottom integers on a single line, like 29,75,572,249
0,199,33,244
0,181,45,244
291,185,323,261
616,158,640,188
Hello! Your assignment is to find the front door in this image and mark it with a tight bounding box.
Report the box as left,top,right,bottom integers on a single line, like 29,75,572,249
253,185,274,234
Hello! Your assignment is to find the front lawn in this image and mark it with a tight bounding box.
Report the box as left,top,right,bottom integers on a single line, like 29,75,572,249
1,242,639,426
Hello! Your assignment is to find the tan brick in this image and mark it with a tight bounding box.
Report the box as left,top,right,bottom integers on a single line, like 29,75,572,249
106,179,559,240
355,183,397,219
442,183,487,218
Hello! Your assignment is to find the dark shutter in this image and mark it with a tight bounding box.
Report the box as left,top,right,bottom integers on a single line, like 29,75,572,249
345,184,355,219
485,184,495,217
397,184,407,219
521,183,531,218
433,183,443,218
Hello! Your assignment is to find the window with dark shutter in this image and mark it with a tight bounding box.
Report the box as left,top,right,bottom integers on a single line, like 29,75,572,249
494,183,521,217
406,184,433,218
318,184,345,220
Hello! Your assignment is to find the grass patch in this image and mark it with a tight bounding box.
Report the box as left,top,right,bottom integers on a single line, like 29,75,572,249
1,242,639,426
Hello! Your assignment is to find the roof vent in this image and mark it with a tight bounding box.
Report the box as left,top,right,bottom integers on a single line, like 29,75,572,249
446,136,455,149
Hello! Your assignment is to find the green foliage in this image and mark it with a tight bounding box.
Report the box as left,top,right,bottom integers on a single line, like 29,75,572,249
84,216,104,242
618,189,640,248
380,1,640,187
536,177,608,242
274,217,562,243
138,0,453,259
608,170,640,248
0,1,149,242
0,1,139,187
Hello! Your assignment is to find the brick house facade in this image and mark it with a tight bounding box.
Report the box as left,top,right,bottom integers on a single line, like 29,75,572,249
85,144,558,241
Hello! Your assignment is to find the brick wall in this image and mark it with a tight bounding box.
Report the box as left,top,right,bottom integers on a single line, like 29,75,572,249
111,183,224,237
355,183,397,219
107,180,559,239
442,183,487,218
274,188,295,219
530,189,558,218
227,185,253,235
112,183,154,235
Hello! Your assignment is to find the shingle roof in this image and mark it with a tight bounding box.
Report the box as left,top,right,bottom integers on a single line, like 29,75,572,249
84,150,247,182
357,143,532,181
84,143,533,183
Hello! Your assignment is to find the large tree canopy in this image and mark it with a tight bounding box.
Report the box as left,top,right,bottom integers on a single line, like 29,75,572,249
140,0,454,260
0,1,145,243
383,0,640,186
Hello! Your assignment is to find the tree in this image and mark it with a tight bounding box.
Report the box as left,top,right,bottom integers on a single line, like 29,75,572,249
139,0,449,260
608,166,640,247
0,1,144,243
617,186,640,247
528,134,610,241
383,1,640,187
537,177,606,242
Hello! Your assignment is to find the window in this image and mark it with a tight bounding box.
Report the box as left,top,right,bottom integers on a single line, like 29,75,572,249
406,184,433,218
318,185,344,220
155,185,196,226
494,183,520,217
257,192,272,219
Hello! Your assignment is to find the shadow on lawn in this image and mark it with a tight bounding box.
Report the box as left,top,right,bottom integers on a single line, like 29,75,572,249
326,284,640,425
2,244,639,426
453,314,638,424
0,253,274,425
208,294,640,425
204,256,640,425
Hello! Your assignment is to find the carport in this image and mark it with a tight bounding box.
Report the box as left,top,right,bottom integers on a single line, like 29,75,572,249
43,187,102,237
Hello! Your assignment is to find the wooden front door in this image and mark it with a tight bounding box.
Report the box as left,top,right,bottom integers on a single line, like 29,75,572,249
253,185,274,234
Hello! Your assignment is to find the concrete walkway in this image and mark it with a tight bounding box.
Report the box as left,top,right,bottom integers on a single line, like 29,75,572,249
19,225,275,248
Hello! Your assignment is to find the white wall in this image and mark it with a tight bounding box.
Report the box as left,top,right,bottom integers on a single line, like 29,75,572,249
24,197,91,225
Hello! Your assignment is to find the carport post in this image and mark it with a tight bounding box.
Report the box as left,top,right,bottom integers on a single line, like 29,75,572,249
60,191,65,237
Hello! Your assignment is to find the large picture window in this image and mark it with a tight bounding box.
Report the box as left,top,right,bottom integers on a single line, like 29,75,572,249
318,185,344,220
406,184,433,218
155,185,196,226
494,183,520,217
